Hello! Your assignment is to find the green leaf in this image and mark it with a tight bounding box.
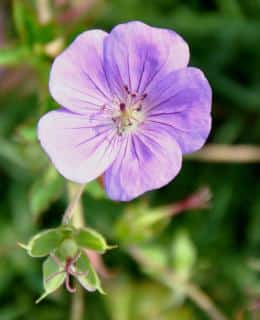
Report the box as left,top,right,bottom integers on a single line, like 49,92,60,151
171,230,196,281
29,167,64,219
74,227,112,253
86,180,106,199
75,252,104,294
115,203,169,244
36,256,65,303
12,0,38,46
27,229,64,257
0,47,29,66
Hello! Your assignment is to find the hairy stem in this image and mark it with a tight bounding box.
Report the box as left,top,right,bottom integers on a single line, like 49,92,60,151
65,183,86,320
62,183,85,224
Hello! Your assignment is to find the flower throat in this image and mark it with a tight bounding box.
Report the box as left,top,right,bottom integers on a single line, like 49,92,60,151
112,85,147,136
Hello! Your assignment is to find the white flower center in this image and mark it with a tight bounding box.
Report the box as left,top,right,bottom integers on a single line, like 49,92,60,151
111,85,147,136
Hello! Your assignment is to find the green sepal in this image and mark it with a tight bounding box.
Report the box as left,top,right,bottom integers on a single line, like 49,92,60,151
74,227,114,253
75,252,105,294
26,228,64,257
36,256,66,303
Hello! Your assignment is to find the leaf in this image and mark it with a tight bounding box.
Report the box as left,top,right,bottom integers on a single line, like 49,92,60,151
86,180,106,199
12,0,38,46
29,166,64,219
0,47,29,66
171,230,196,281
75,252,104,294
27,228,64,257
36,256,65,303
74,227,112,253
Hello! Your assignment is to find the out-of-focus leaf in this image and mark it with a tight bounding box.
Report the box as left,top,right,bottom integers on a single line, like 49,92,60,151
75,252,104,294
29,166,64,218
15,123,37,143
171,230,196,281
12,0,38,46
115,203,169,244
0,47,29,66
36,256,65,303
86,179,106,199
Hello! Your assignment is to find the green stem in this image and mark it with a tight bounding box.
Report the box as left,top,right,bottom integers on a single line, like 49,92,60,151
62,183,85,224
65,183,86,320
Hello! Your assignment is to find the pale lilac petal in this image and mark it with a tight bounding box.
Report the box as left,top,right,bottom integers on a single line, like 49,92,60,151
145,67,212,154
38,109,121,183
49,30,112,115
104,21,189,99
104,124,182,201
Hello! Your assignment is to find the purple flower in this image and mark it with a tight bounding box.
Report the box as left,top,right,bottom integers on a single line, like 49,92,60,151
38,21,212,201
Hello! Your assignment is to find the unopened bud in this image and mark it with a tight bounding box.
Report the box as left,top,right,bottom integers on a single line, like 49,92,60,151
58,238,78,258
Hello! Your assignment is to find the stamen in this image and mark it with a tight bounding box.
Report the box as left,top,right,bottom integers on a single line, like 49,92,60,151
124,85,130,94
120,103,126,111
136,105,142,111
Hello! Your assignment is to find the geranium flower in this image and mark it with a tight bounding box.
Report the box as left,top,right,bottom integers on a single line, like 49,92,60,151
38,21,212,201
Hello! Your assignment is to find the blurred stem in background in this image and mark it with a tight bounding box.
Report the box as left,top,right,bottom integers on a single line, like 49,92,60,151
188,144,260,163
66,183,86,320
130,247,228,320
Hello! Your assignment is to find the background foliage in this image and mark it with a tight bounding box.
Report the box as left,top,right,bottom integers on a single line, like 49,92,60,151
0,0,260,319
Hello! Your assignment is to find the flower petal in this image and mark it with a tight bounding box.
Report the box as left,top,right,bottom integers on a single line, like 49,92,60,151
104,124,182,201
104,21,189,99
146,67,212,154
38,109,120,183
49,30,112,114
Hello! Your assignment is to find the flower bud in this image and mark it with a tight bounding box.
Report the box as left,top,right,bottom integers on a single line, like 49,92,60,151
58,238,78,258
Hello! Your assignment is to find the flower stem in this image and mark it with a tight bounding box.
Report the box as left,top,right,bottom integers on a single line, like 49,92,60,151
62,183,85,224
65,182,86,320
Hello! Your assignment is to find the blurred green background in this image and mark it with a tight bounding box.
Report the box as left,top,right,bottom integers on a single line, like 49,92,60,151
1,0,260,319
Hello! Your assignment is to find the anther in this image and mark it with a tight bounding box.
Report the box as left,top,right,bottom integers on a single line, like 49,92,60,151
120,103,126,111
124,85,130,94
136,105,142,111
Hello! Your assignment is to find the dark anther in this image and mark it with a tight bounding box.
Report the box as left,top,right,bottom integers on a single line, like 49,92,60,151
120,103,126,111
142,93,147,99
131,93,137,98
124,85,130,94
136,105,142,111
